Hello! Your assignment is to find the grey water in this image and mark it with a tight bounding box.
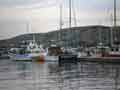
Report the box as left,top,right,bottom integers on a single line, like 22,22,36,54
0,59,120,90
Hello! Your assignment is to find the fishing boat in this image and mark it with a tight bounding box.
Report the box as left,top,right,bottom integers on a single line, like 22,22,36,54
9,41,46,61
26,41,46,60
9,20,47,61
9,42,46,61
9,48,32,61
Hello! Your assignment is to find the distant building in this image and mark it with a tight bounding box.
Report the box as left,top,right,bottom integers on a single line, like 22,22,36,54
58,26,111,47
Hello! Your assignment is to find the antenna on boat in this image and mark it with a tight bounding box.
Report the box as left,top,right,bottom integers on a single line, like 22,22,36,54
27,22,29,34
31,24,36,43
28,22,35,43
26,22,31,43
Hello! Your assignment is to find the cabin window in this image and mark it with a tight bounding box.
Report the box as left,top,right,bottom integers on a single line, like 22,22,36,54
33,51,40,53
19,50,25,54
26,51,31,54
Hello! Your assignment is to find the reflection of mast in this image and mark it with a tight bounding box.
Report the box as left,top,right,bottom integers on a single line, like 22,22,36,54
115,67,119,90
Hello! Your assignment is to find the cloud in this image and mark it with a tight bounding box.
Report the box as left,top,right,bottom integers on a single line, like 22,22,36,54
0,0,120,40
0,0,62,8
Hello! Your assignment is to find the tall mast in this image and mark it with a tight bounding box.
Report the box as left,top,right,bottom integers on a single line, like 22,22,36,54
59,4,62,31
73,7,77,27
69,0,72,47
113,0,117,45
69,0,72,28
110,0,117,46
114,0,116,27
110,13,113,46
59,3,63,41
72,0,77,27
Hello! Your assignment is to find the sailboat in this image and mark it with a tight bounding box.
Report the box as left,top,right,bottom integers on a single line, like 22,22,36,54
101,0,120,57
44,3,64,62
77,0,120,63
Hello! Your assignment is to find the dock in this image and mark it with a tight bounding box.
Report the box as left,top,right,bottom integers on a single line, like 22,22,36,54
78,56,120,63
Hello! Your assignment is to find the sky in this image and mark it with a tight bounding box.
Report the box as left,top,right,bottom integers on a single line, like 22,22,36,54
0,0,120,40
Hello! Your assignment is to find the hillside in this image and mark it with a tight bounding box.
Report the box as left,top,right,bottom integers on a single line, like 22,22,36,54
0,25,120,48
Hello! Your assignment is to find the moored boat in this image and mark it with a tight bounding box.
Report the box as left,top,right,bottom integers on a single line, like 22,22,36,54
44,44,63,62
9,48,32,61
9,41,46,61
78,46,120,63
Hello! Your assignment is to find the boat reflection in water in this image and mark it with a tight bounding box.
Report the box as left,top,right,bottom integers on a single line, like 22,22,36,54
15,62,32,80
0,59,120,90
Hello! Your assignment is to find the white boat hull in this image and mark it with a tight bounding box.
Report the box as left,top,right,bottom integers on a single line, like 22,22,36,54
10,54,32,61
44,56,58,62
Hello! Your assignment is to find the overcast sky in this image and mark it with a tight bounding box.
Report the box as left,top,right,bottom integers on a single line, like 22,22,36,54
0,0,120,40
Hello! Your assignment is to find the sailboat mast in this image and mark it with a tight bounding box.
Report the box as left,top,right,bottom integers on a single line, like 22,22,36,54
110,13,113,47
69,0,72,28
69,0,72,47
112,0,117,46
114,0,116,27
60,4,63,30
73,7,77,27
72,0,77,27
59,3,63,41
110,0,117,46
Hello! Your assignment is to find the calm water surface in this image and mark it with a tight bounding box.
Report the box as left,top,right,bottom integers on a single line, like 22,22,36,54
0,59,120,90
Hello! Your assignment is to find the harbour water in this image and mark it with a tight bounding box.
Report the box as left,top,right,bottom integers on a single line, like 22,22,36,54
0,59,120,90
